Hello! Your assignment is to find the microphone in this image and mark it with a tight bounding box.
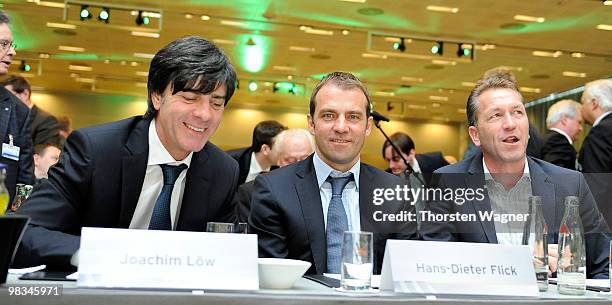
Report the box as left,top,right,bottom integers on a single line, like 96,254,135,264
371,111,390,122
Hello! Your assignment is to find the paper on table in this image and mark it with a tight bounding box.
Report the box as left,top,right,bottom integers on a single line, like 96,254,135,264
586,279,610,289
322,273,381,288
66,272,79,280
8,265,46,275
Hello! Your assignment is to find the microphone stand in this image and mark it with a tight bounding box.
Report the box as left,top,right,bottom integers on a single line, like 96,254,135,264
373,119,425,186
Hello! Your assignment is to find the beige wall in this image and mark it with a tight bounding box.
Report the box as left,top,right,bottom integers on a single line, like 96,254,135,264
32,90,465,170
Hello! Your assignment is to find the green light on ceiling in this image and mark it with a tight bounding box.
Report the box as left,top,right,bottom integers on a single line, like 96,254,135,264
240,35,267,73
275,82,294,91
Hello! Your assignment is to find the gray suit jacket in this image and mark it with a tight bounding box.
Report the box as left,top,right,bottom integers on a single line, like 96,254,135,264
421,152,610,278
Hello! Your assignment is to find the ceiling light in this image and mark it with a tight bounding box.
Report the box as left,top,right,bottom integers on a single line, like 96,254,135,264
58,45,84,52
475,44,496,51
431,42,443,55
135,11,150,26
497,65,523,72
46,22,76,29
98,7,110,23
304,28,333,36
299,25,311,31
605,0,612,5
532,50,562,57
596,24,612,31
248,81,258,92
69,64,92,71
431,59,456,66
338,0,366,3
212,39,238,45
76,77,94,83
19,61,31,72
393,38,406,52
121,61,126,65
462,82,476,87
70,73,79,78
103,59,110,64
513,15,545,23
289,46,315,52
375,91,395,97
184,13,193,19
562,71,587,78
220,20,246,27
287,75,293,80
429,96,448,101
457,44,472,57
519,87,541,93
130,11,161,18
136,71,149,77
426,5,459,13
133,52,155,59
131,31,159,38
130,62,139,67
431,102,441,108
201,15,211,21
36,1,66,8
273,65,296,72
571,52,585,58
362,53,387,59
401,76,423,82
79,5,91,20
407,104,427,110
39,53,50,59
341,29,350,35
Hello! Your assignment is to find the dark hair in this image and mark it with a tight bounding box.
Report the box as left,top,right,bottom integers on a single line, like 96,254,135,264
0,75,31,96
466,68,521,126
0,11,10,24
309,72,371,117
144,36,237,119
34,143,60,156
382,132,415,159
252,120,287,152
57,115,71,132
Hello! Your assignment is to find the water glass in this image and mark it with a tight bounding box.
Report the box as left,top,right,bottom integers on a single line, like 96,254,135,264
235,222,248,234
206,222,234,233
340,231,373,291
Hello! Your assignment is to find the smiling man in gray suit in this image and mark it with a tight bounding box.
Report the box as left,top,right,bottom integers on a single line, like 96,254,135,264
421,69,610,279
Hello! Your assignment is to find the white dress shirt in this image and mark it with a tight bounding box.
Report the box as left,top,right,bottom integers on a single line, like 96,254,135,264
245,152,269,183
483,157,531,246
129,119,192,230
593,111,612,127
313,152,361,232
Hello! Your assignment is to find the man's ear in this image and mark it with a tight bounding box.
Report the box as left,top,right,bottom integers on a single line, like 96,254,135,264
468,126,481,147
260,144,270,155
307,114,315,135
151,92,162,110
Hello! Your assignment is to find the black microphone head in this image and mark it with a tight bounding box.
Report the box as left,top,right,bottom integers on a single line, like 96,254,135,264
371,111,390,122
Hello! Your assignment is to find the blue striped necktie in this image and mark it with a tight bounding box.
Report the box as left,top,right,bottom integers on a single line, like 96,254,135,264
148,164,187,230
326,174,353,273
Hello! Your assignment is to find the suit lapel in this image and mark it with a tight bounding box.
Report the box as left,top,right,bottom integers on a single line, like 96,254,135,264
0,93,12,143
528,158,557,231
295,156,326,274
466,153,498,243
176,148,210,231
118,119,150,228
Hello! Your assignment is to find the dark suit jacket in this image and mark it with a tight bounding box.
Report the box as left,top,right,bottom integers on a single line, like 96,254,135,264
30,105,61,146
415,152,449,186
541,130,577,170
579,114,612,173
14,116,239,269
578,114,612,224
249,155,417,275
234,180,255,223
227,147,253,185
0,87,34,204
421,152,610,279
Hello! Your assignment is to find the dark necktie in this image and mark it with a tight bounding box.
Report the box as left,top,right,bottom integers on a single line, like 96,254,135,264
326,174,353,273
148,164,187,230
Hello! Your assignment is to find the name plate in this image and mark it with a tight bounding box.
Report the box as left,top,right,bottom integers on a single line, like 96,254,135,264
380,240,538,297
77,227,258,290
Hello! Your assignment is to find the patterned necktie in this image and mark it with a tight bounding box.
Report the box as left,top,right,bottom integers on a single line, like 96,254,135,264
148,164,187,230
326,174,353,273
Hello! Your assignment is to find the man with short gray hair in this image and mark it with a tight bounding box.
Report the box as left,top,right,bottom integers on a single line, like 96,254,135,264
578,79,612,173
541,99,583,169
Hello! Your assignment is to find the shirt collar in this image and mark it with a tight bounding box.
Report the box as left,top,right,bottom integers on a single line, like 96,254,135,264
313,151,360,190
249,151,269,174
549,127,573,145
148,119,192,167
482,156,529,181
593,111,612,127
411,157,422,173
